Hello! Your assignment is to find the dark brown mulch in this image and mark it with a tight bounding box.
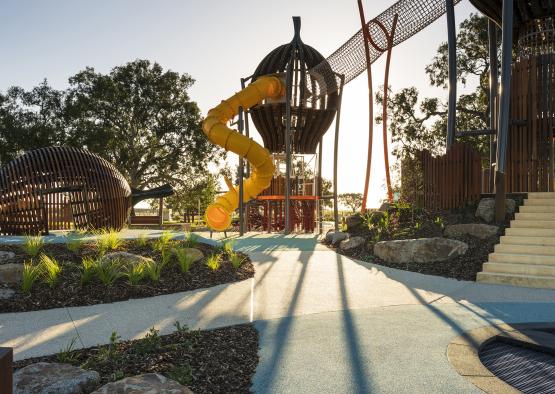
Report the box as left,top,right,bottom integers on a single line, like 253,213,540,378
332,204,512,281
13,323,259,394
0,240,254,313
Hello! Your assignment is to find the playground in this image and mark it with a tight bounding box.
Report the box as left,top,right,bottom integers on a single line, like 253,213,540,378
1,0,555,393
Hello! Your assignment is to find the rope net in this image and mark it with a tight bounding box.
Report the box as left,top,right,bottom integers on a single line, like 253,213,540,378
307,0,462,101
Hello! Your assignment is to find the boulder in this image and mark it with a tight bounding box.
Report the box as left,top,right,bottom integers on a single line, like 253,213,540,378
0,251,16,264
99,252,153,267
475,198,516,223
339,236,365,251
91,373,193,394
0,263,23,284
444,223,499,240
325,231,349,246
345,214,363,230
374,237,468,264
0,287,15,299
13,362,100,394
178,248,203,263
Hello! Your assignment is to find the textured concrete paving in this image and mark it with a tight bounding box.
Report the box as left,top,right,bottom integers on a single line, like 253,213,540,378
1,233,555,393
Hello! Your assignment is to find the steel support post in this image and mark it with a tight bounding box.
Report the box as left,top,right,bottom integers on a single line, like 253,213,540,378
488,20,498,193
284,60,294,234
495,0,513,223
333,75,345,232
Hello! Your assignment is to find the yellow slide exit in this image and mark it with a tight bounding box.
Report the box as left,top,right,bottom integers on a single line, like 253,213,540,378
202,75,285,231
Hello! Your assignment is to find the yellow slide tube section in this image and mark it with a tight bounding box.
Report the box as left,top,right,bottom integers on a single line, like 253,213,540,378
202,75,285,231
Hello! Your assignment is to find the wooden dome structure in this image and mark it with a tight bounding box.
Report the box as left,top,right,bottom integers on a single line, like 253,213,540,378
0,146,132,235
249,19,339,154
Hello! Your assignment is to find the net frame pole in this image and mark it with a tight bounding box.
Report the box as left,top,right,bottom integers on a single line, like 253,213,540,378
446,0,457,150
495,0,513,222
333,75,346,232
317,137,323,234
285,58,294,235
488,20,498,193
238,105,245,236
358,0,374,213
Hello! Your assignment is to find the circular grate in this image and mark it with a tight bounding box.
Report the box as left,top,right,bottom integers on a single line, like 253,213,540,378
480,340,555,394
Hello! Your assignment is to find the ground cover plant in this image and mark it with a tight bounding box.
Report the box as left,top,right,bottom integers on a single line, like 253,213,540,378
0,234,253,313
14,323,259,394
329,202,513,281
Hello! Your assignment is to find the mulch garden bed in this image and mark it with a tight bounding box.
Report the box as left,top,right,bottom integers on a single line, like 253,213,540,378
0,239,254,313
330,204,512,281
13,323,259,394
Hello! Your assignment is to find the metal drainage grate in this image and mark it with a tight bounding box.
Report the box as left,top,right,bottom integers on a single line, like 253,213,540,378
480,341,555,394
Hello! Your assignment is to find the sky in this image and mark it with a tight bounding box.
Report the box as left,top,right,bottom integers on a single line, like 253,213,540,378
0,0,480,208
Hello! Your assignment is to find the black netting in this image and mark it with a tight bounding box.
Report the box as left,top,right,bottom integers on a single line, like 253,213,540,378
307,0,462,100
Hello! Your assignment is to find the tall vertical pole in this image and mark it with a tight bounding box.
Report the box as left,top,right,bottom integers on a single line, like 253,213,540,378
495,0,513,222
357,0,374,213
333,75,345,232
241,78,251,178
284,60,294,234
317,138,323,234
238,106,245,236
488,20,498,193
446,0,457,150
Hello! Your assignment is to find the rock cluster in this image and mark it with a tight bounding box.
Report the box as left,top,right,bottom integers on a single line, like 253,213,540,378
374,237,468,264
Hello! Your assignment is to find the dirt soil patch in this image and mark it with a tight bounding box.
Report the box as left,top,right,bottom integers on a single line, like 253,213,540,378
14,323,259,394
0,239,254,313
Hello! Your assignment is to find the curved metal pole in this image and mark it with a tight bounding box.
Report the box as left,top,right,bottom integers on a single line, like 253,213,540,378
382,14,398,203
333,75,345,231
358,0,374,213
446,0,457,150
488,21,498,193
495,0,513,222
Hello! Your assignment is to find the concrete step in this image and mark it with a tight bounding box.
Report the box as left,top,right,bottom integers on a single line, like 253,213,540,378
483,262,555,276
505,227,555,237
511,220,555,229
519,205,555,213
527,192,555,199
495,243,555,255
477,272,555,289
516,212,555,221
524,198,555,206
501,235,555,246
489,252,555,266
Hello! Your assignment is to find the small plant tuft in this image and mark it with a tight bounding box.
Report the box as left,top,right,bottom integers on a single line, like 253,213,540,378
80,256,96,285
166,364,192,386
21,261,43,294
125,262,145,285
173,320,189,334
65,236,84,253
96,228,122,255
221,239,235,255
57,337,78,363
133,327,161,354
183,232,198,248
143,259,167,282
39,254,62,287
230,252,246,270
154,231,173,251
21,235,44,257
173,248,194,273
206,254,221,271
95,257,124,286
136,233,148,247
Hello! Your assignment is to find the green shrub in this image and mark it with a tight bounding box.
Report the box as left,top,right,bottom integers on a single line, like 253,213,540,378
81,257,96,285
39,254,62,287
96,228,122,255
144,259,167,282
221,239,235,255
230,252,246,270
154,231,173,251
95,257,124,286
126,262,145,285
183,232,198,248
21,235,44,257
133,327,161,354
21,261,43,294
206,254,221,271
173,248,194,273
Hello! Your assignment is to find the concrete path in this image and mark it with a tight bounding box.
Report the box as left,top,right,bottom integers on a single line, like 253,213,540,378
1,233,555,393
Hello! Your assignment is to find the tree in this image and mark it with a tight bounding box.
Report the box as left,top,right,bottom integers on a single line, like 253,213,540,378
64,59,222,189
376,14,498,158
163,172,218,217
339,193,363,213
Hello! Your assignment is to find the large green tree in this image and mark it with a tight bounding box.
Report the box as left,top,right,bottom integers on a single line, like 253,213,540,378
64,59,221,189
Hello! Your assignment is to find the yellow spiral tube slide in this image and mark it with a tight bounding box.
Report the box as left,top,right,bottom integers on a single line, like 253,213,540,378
202,75,285,231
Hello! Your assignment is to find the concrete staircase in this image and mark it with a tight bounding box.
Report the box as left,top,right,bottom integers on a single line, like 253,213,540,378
477,192,555,289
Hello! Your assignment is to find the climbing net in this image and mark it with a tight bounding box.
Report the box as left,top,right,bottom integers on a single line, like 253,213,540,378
307,0,462,100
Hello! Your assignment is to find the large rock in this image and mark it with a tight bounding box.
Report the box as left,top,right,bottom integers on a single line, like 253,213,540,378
0,251,15,264
100,252,153,267
374,237,468,264
0,263,23,284
444,223,499,240
475,198,516,223
13,362,100,394
91,373,193,394
325,231,349,246
339,236,365,251
345,214,363,230
178,248,203,263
